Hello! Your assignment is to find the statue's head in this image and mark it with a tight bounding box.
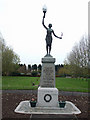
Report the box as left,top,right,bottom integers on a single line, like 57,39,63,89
48,24,52,28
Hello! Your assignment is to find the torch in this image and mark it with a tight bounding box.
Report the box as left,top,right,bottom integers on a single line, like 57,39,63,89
42,5,47,18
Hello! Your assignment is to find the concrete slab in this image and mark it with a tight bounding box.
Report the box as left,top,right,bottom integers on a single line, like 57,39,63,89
14,100,81,115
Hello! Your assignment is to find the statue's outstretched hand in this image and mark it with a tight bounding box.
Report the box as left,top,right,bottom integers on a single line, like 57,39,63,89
59,37,62,39
58,32,63,39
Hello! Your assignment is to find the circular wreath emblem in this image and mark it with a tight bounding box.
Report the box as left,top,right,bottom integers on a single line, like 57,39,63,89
44,94,52,102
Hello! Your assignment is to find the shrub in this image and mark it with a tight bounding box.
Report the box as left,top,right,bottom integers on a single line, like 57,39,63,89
31,71,38,77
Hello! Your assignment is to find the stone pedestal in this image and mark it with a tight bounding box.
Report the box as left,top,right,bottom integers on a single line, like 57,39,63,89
37,87,58,107
37,55,58,107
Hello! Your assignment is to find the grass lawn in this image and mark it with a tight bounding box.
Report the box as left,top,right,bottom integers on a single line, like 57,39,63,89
56,77,89,92
2,76,40,90
2,76,89,92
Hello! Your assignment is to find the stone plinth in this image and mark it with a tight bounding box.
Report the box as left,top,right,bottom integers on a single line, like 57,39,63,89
40,56,56,87
37,55,58,107
37,87,58,107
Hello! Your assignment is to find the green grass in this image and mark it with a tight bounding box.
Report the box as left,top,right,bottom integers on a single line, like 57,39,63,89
2,76,89,92
56,77,89,92
2,76,40,90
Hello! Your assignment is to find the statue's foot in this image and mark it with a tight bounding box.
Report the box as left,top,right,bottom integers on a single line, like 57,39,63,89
44,53,52,57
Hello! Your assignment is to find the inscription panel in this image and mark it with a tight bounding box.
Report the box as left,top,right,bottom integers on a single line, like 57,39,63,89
40,63,55,87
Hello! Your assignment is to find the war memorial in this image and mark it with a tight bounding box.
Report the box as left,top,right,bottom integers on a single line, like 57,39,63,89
15,5,81,119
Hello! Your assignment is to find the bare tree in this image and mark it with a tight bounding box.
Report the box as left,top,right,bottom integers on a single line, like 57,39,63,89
0,34,20,75
88,35,90,69
65,35,89,77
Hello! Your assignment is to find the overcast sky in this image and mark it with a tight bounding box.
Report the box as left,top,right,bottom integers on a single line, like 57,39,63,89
0,0,88,65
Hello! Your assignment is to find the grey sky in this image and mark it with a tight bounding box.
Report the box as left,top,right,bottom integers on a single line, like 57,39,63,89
0,0,88,65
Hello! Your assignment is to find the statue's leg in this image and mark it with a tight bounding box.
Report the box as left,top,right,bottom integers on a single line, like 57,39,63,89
46,44,48,54
49,44,51,54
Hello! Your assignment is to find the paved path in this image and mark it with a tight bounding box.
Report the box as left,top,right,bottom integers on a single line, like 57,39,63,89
1,90,89,96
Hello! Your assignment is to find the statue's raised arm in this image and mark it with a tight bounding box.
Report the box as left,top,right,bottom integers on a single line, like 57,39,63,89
42,16,47,30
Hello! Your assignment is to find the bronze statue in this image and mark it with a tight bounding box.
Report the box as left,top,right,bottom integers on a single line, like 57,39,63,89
42,8,63,55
